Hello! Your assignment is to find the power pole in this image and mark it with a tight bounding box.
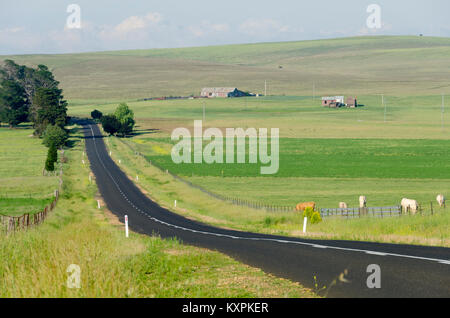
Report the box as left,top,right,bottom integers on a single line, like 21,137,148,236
442,93,445,131
203,101,206,122
313,81,315,100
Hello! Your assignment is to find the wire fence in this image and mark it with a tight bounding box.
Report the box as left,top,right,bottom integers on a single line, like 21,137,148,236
110,137,449,219
0,151,65,235
320,206,402,219
115,137,297,213
0,189,60,234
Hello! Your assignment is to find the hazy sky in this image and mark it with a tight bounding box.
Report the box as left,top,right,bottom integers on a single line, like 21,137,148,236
0,0,449,54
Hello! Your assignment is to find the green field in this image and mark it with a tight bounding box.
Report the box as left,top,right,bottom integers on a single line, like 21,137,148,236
0,125,60,216
2,36,450,245
74,93,450,212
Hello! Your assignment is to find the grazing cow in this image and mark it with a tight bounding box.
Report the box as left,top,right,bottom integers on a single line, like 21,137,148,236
296,202,316,212
339,202,348,209
359,196,367,208
401,198,419,214
436,194,445,207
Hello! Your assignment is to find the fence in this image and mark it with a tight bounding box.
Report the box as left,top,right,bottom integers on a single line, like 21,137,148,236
0,189,60,234
320,206,402,218
1,151,64,235
114,137,296,213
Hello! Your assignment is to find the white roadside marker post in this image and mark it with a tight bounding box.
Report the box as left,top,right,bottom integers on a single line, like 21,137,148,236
89,175,92,183
174,200,177,208
82,160,85,165
303,217,308,234
110,151,112,156
125,215,129,238
97,200,101,209
119,160,121,164
136,175,139,181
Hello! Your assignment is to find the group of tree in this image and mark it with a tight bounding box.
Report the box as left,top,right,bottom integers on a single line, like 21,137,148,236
92,103,135,137
0,59,68,172
0,59,67,136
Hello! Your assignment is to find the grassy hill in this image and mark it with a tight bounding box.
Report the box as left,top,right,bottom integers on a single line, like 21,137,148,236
2,36,450,101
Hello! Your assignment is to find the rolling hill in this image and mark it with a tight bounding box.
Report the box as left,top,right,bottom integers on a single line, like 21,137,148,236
1,36,450,101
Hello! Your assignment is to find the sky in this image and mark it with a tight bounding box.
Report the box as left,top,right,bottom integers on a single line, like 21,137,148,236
0,0,449,55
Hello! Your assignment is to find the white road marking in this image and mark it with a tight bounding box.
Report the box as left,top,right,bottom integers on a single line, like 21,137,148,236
87,125,450,266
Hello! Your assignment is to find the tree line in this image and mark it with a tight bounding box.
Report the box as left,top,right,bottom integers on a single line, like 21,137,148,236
0,59,68,172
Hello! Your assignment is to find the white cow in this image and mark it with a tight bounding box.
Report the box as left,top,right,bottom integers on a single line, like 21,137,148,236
401,198,419,214
339,202,348,209
359,196,367,208
436,194,445,207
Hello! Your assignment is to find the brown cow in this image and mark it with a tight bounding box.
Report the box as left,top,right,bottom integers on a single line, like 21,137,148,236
296,202,316,212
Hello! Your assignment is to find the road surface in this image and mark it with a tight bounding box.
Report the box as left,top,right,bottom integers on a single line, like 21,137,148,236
81,121,450,298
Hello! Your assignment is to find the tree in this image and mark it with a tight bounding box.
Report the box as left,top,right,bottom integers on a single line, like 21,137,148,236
114,103,135,136
0,60,65,132
101,115,120,135
91,109,103,121
45,145,57,172
33,87,67,136
42,124,68,149
0,79,29,127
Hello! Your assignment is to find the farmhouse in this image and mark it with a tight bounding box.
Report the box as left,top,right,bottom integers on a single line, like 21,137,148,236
322,96,358,108
322,96,345,107
201,87,250,98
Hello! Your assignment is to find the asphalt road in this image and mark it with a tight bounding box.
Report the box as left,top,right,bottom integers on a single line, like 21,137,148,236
81,121,450,298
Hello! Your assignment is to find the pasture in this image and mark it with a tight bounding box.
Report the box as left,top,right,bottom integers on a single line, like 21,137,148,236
71,94,450,211
0,125,59,216
3,36,450,245
3,36,450,101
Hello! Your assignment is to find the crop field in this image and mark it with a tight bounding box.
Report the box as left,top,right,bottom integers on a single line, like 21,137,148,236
0,125,59,216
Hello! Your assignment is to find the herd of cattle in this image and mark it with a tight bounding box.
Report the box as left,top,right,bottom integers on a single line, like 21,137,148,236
295,194,446,214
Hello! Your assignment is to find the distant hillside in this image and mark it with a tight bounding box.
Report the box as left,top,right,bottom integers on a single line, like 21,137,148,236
2,36,450,101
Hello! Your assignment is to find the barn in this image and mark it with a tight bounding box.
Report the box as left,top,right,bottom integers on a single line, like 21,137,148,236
201,87,250,98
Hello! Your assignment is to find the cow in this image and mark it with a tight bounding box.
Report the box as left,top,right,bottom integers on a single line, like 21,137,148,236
339,202,348,209
296,202,316,212
359,196,367,208
436,194,445,207
401,198,419,214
